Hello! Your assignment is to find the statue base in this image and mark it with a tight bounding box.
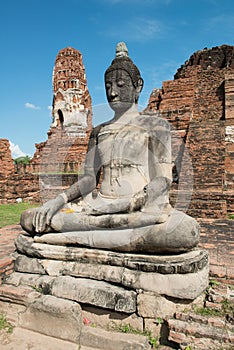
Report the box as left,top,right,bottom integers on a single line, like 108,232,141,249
0,231,209,345
12,233,209,302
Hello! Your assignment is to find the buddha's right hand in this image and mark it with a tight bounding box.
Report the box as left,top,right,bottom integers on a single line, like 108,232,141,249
33,194,66,233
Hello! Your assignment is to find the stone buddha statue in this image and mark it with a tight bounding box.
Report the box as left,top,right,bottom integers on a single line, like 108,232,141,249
21,42,199,253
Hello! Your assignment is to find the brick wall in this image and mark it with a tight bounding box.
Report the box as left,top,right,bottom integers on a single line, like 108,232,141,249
0,139,14,177
31,127,90,174
147,45,234,218
198,218,234,282
0,138,80,204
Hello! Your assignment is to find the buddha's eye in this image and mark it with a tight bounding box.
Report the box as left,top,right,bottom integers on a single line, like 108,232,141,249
117,80,126,87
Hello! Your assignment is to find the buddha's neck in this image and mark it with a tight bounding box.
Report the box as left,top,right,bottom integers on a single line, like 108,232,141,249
113,104,138,123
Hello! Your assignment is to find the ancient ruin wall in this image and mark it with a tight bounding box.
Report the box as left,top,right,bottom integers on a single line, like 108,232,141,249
0,139,39,204
0,139,14,177
225,73,234,194
147,45,234,218
31,47,92,176
0,47,93,203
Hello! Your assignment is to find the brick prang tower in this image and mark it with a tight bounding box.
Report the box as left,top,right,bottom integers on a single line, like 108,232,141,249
51,47,92,136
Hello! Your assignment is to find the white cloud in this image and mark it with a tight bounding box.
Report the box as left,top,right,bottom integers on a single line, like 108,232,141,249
9,141,27,159
25,102,41,110
102,17,163,42
130,18,161,41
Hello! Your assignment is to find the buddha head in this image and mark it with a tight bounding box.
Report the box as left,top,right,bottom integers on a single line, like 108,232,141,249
105,42,144,113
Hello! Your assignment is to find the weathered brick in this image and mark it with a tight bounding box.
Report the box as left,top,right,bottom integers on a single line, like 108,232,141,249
147,45,234,218
0,47,92,203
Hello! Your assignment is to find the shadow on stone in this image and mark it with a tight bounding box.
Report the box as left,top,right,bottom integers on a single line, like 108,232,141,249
160,321,180,349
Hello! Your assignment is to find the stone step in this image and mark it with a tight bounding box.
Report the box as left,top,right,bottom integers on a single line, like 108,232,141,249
0,326,151,350
0,283,150,349
167,316,234,349
0,285,83,343
80,325,151,350
0,327,78,350
3,272,137,313
0,285,150,350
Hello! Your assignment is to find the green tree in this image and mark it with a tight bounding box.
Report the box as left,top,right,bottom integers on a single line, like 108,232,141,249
14,155,31,165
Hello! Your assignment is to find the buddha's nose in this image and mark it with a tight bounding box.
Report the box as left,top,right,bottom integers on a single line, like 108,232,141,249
110,87,118,99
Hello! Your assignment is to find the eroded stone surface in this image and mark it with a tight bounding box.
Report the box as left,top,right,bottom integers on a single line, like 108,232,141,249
0,139,14,178
82,304,144,332
137,292,177,318
19,294,82,343
13,234,209,299
80,325,151,350
15,255,46,274
51,276,137,313
15,234,208,274
0,283,41,306
4,272,136,313
0,327,79,350
122,263,209,299
12,255,209,300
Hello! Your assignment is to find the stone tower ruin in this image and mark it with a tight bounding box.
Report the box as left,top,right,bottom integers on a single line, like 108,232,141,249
51,47,92,136
31,47,92,176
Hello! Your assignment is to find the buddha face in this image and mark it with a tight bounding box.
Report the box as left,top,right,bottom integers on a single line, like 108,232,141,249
105,69,137,113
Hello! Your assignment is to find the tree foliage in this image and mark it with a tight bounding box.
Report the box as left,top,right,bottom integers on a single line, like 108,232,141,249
14,155,31,165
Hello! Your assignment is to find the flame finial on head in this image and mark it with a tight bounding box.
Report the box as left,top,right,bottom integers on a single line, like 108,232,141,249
115,42,129,58
105,42,143,91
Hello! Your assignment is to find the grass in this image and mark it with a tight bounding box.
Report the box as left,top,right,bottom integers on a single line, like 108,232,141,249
0,312,14,334
222,299,234,317
108,323,159,348
227,213,234,220
193,306,223,317
193,298,234,319
0,202,39,229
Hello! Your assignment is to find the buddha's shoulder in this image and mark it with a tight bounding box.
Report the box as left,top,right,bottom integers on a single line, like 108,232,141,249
90,122,109,138
136,112,170,130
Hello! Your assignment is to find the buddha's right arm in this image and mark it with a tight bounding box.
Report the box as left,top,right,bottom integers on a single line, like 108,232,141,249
63,173,97,202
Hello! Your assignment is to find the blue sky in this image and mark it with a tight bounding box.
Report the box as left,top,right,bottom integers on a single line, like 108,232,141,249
1,0,234,157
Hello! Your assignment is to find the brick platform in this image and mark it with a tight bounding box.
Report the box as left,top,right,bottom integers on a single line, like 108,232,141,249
0,225,23,284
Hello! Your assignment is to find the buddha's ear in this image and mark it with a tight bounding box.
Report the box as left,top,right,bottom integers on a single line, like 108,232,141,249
135,78,144,102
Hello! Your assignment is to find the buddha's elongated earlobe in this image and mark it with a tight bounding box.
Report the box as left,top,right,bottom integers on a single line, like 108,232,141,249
135,78,144,103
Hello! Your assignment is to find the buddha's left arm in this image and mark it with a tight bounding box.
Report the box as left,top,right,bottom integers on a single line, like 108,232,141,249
146,119,172,205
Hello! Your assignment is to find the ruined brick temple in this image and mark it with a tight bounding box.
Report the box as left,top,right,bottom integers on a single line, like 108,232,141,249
0,47,92,203
31,47,92,174
0,44,234,217
147,44,234,218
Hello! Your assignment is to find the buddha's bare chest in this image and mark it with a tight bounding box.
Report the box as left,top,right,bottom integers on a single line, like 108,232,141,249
97,125,148,166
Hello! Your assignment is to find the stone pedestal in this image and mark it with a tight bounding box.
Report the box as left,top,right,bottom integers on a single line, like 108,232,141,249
0,232,209,347
13,233,209,302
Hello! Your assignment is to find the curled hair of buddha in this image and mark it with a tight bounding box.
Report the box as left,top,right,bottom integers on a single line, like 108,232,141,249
105,42,143,88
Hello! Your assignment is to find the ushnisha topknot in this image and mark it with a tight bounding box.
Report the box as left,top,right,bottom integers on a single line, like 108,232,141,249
105,42,143,88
